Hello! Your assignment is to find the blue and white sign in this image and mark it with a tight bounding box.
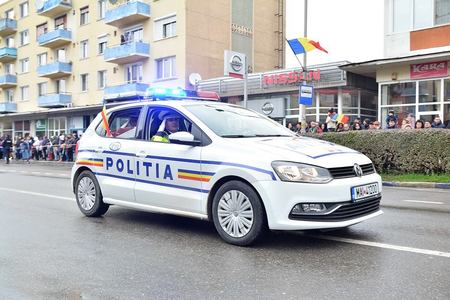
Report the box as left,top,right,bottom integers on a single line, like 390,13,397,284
299,85,314,105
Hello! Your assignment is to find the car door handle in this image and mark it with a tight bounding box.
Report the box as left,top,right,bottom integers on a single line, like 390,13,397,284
136,151,147,158
95,147,104,153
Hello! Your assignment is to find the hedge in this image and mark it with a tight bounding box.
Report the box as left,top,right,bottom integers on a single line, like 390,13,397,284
310,129,450,174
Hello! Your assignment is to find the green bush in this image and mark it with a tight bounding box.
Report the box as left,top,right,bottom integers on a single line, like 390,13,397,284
311,129,450,174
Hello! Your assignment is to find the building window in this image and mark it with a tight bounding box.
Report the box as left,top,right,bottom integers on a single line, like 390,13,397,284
36,23,48,40
21,86,29,101
55,15,67,29
81,74,89,92
48,117,66,137
20,30,29,45
37,53,47,66
154,15,177,40
436,0,450,25
98,70,107,89
20,2,29,18
121,27,143,44
156,56,176,80
38,82,47,96
80,40,88,59
98,36,107,54
5,9,14,19
56,79,66,93
20,58,29,73
414,0,433,29
125,64,143,83
6,36,14,47
98,0,106,20
80,6,89,25
5,63,14,75
5,89,14,102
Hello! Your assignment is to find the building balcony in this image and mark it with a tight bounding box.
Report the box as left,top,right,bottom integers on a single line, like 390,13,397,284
0,47,17,63
104,41,150,64
105,1,150,27
0,74,17,88
103,82,149,101
0,102,17,113
38,29,72,48
37,62,72,79
0,19,17,37
38,93,71,108
37,0,72,18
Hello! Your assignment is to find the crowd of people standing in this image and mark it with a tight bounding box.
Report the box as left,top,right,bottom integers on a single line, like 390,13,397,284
1,133,79,164
287,109,450,134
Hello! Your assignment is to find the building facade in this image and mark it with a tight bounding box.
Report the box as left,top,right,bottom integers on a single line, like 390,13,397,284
0,0,286,138
197,62,378,126
343,0,450,127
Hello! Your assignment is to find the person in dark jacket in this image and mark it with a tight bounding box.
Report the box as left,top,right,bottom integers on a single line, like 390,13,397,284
431,116,445,128
2,135,13,164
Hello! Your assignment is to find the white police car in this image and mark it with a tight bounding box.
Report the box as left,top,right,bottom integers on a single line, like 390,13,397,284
72,87,382,246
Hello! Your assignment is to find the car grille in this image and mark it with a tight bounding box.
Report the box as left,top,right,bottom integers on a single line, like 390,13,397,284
328,163,375,179
289,196,381,222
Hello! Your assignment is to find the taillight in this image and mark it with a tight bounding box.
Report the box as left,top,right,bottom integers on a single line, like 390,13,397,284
75,141,80,156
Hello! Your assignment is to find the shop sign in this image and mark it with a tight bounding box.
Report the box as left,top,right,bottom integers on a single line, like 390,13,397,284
36,119,46,130
224,50,246,79
263,70,321,86
410,61,448,79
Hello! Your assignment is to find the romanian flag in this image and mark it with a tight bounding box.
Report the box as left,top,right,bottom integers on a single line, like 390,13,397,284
101,105,111,137
336,114,349,124
287,37,328,55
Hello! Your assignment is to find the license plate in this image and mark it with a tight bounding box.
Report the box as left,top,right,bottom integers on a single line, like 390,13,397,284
351,183,379,201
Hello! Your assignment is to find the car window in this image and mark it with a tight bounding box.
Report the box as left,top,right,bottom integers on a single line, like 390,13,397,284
146,107,201,142
185,104,294,138
96,107,142,139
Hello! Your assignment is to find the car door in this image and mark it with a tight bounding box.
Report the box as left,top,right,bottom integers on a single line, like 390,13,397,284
134,106,204,214
93,105,143,203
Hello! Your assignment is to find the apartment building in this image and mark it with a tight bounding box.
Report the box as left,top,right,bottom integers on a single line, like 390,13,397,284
342,0,450,127
0,0,285,138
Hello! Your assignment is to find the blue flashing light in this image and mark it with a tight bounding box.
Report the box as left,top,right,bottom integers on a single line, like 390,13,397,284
146,86,187,100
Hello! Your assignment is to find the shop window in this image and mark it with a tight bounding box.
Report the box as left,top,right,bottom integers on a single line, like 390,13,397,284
361,91,377,110
444,104,450,126
318,90,338,109
381,82,416,105
342,90,358,107
435,0,450,25
381,106,416,128
444,78,450,102
419,80,441,103
418,104,440,112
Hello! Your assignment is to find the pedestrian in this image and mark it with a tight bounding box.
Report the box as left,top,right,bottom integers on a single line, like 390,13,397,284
385,110,398,128
15,137,22,160
431,116,445,128
415,119,424,129
20,137,31,164
352,122,362,130
362,118,371,130
424,121,432,129
372,121,381,130
2,135,13,164
387,117,397,129
325,109,337,132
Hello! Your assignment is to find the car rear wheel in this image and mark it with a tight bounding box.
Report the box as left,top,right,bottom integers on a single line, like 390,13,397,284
212,180,266,246
75,170,109,217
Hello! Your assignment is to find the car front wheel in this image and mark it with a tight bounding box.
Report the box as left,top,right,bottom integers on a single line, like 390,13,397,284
212,180,267,246
75,170,109,217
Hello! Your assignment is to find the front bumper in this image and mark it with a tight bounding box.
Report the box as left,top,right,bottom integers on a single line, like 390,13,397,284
253,173,383,230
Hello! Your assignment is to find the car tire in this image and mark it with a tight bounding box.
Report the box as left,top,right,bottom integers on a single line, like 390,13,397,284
212,180,267,246
75,170,109,217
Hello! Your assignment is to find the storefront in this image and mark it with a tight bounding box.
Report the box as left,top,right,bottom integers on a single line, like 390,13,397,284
0,106,101,139
341,51,450,127
197,61,378,126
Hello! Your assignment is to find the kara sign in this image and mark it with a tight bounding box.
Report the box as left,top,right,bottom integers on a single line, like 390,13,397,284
410,61,448,79
263,70,321,86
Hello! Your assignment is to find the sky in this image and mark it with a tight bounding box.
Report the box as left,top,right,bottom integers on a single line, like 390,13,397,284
285,0,385,68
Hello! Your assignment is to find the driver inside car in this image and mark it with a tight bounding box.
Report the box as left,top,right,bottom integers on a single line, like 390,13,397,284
151,112,181,143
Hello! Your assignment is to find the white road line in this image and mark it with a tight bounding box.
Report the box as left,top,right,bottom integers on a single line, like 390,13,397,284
0,187,75,202
311,234,450,258
403,200,444,205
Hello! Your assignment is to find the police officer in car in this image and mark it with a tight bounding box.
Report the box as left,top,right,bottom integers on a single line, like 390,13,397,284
151,112,180,143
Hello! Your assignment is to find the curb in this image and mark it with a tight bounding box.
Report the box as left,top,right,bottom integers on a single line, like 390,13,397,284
383,181,450,189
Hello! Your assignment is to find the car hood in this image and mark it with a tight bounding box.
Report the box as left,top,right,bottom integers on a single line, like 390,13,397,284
228,136,371,168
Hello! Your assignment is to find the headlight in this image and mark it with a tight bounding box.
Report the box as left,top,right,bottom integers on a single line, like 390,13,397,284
271,161,332,183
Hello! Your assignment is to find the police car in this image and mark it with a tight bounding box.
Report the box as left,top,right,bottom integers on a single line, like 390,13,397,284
72,87,382,246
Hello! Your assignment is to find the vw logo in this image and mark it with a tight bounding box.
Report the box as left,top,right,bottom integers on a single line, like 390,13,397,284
353,163,363,177
261,102,274,115
230,55,243,72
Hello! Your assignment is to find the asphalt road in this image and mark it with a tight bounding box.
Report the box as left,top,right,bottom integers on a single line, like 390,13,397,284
0,162,449,299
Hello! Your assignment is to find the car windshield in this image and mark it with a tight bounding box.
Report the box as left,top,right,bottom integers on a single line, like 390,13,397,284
185,104,295,138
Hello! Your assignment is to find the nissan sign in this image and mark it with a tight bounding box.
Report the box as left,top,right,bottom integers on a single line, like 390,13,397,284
262,102,274,115
224,50,246,79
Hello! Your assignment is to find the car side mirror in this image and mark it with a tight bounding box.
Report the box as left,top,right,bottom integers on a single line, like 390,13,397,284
169,132,201,146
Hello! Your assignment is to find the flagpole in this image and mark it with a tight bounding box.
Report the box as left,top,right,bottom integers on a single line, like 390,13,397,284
299,0,308,132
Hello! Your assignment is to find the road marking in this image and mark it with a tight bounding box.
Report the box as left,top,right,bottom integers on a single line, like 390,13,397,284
311,234,450,258
384,186,450,193
0,168,70,178
0,187,75,202
403,200,444,205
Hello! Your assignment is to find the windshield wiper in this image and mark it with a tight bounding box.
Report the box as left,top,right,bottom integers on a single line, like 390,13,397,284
254,134,292,137
221,134,255,138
